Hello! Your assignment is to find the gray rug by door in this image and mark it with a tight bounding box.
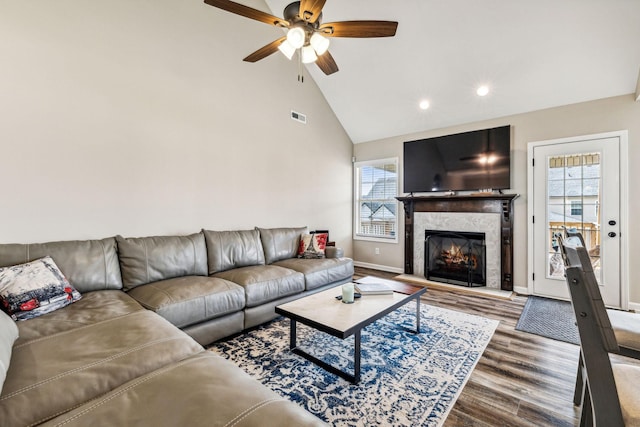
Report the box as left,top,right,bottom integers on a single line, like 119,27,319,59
515,296,580,345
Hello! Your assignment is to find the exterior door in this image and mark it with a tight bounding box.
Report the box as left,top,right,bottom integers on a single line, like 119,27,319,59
529,134,622,308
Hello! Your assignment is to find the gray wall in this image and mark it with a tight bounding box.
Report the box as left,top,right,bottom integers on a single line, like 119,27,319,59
0,0,353,255
353,94,640,303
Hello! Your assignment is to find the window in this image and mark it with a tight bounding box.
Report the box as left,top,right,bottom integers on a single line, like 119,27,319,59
571,200,583,216
354,158,398,242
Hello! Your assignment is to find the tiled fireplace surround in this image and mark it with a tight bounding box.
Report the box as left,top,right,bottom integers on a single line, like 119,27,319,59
397,194,518,291
416,213,500,288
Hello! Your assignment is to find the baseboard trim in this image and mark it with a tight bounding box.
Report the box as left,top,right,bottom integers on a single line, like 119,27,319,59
353,261,404,274
628,302,640,312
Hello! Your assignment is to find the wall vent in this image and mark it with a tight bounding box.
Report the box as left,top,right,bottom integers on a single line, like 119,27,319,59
291,110,307,124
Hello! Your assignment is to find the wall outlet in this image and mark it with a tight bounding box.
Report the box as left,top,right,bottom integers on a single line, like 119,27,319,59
375,247,380,255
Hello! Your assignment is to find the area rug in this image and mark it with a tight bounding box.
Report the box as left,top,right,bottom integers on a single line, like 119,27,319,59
515,296,579,345
209,303,498,426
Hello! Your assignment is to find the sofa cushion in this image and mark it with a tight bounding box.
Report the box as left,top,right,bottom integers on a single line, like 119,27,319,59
257,227,307,264
39,352,327,427
0,311,18,394
607,309,640,352
0,237,123,293
0,310,203,427
117,233,208,291
127,276,245,328
0,256,82,321
214,265,304,307
297,233,328,259
273,257,354,291
203,229,265,274
14,290,145,346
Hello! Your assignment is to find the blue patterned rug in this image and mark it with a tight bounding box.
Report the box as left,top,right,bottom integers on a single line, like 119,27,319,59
209,302,498,426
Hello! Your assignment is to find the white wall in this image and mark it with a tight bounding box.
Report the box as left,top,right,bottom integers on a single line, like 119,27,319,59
353,94,640,303
0,0,353,255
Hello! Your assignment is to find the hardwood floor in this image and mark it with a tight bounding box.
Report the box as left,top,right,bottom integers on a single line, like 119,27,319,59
354,267,582,426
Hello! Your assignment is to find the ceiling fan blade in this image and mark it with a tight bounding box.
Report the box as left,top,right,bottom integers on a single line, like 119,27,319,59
299,0,326,24
319,21,398,38
315,50,338,75
204,0,288,27
243,36,286,62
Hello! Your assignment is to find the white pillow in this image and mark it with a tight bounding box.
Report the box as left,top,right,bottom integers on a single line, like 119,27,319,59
0,256,82,321
0,309,19,394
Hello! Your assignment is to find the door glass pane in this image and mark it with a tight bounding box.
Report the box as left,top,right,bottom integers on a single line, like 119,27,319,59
547,153,601,282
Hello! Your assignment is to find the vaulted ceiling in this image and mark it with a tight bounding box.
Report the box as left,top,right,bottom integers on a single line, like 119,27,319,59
258,0,640,143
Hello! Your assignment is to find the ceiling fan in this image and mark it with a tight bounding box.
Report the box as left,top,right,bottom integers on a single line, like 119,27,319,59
203,0,398,76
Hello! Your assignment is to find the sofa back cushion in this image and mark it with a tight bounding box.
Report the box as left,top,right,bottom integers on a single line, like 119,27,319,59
203,229,265,274
0,238,123,293
116,233,207,291
257,227,308,264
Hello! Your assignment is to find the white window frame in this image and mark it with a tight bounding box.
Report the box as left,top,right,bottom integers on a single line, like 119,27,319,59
570,200,583,216
353,157,399,243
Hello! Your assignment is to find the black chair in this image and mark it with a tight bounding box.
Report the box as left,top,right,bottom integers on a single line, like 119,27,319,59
559,237,640,426
562,231,640,360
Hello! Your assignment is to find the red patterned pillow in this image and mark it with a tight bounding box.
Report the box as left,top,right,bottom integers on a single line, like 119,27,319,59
0,256,82,321
297,233,328,259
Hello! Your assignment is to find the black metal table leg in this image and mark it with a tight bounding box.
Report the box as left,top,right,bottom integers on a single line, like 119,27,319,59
290,319,297,349
416,296,421,333
354,330,361,383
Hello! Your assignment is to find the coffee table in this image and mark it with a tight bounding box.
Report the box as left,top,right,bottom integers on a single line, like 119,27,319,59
275,276,426,384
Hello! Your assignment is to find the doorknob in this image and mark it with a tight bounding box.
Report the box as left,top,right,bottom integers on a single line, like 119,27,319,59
608,232,617,238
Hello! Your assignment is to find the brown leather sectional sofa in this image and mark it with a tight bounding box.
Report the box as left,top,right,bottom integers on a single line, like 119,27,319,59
0,227,352,426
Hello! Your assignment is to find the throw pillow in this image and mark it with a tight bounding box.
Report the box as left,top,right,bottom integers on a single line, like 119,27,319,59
0,256,82,321
0,310,19,393
297,233,328,259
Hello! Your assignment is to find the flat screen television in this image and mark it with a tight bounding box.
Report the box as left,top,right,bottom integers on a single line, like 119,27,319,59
403,125,511,193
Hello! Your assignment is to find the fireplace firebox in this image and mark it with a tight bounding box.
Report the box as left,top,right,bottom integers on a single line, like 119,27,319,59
424,230,486,287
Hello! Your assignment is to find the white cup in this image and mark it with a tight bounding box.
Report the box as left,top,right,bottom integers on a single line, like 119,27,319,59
342,283,355,304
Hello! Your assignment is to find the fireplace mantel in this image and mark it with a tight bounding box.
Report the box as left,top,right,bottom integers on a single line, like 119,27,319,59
396,193,519,291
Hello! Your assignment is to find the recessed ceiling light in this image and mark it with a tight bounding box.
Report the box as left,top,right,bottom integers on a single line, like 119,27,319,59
476,85,490,97
419,100,430,110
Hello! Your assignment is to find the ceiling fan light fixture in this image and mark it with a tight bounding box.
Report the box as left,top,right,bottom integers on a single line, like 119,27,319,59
278,39,296,60
286,27,306,49
310,33,330,55
301,45,318,64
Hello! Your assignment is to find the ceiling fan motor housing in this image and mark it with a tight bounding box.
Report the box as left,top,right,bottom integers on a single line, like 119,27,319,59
284,1,322,25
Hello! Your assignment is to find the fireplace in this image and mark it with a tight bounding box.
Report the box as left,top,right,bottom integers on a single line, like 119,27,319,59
396,194,519,291
424,230,486,287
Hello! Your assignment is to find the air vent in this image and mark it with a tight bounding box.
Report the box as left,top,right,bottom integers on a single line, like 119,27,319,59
291,110,307,124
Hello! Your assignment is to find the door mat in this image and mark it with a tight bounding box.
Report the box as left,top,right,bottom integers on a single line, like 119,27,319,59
515,296,579,345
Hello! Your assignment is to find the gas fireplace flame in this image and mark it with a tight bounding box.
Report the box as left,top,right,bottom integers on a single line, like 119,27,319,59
440,242,478,269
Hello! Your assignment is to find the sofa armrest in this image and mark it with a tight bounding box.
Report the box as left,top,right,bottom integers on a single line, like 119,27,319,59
325,247,344,258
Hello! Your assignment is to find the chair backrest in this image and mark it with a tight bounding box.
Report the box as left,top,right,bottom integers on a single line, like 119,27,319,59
564,227,587,248
559,234,617,351
559,236,624,426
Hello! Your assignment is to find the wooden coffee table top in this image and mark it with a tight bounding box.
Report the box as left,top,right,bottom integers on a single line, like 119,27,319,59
275,276,426,338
